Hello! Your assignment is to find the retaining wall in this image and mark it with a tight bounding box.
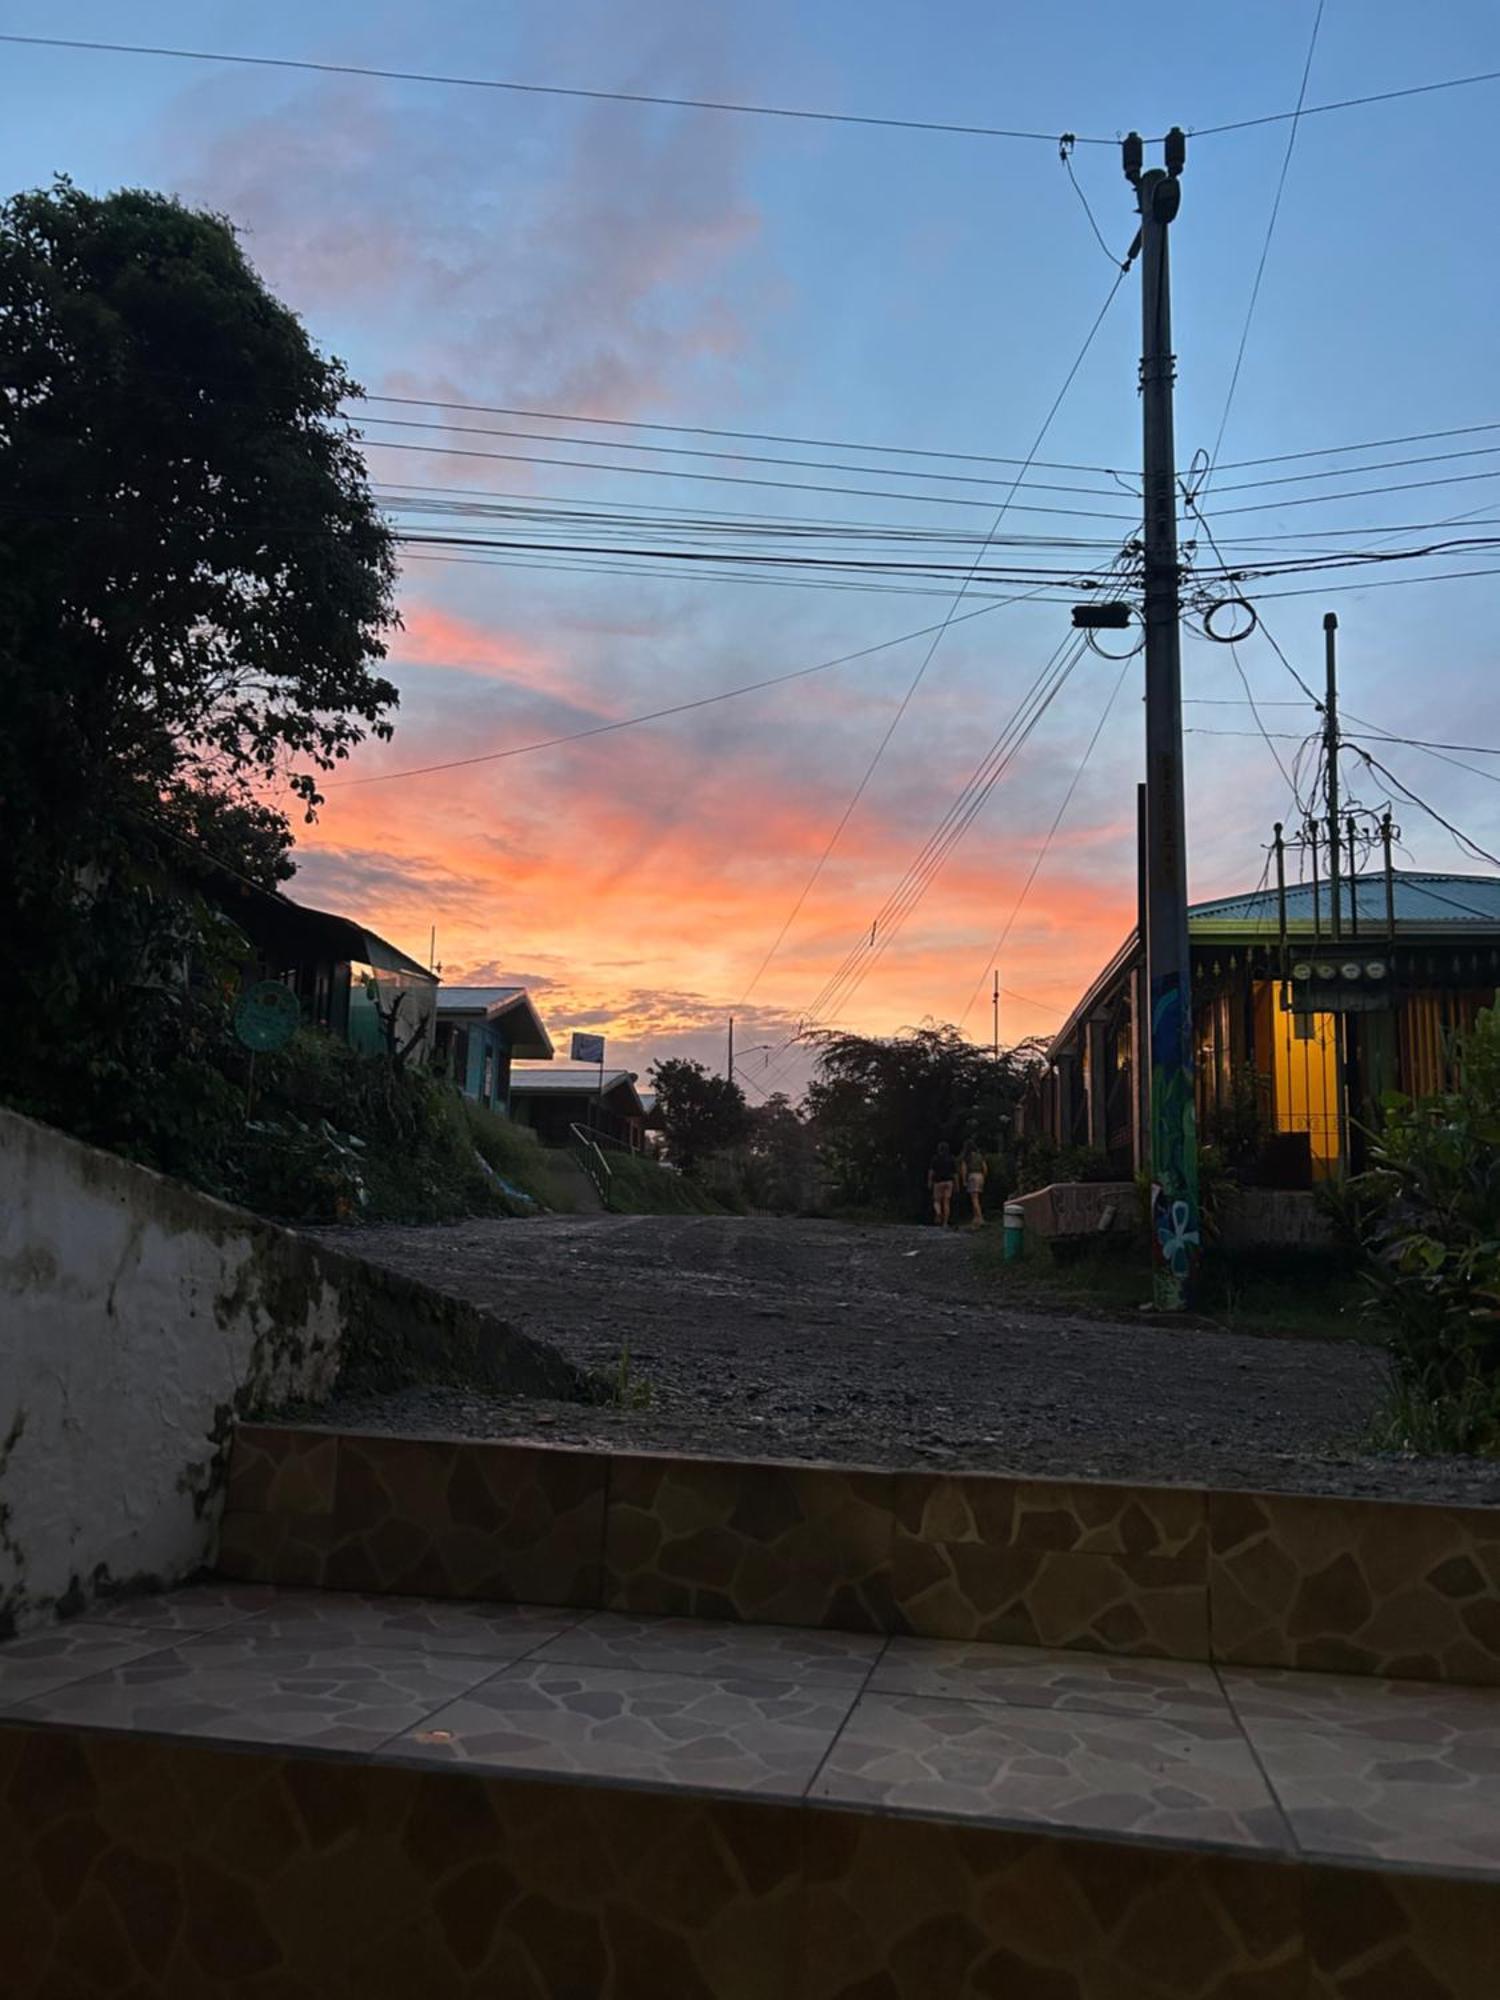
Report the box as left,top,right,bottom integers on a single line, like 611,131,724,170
0,1108,586,1635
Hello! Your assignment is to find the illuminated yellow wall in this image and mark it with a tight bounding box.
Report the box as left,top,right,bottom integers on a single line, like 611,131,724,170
1254,981,1341,1178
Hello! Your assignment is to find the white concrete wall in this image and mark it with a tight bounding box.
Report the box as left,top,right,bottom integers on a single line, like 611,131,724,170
0,1107,345,1634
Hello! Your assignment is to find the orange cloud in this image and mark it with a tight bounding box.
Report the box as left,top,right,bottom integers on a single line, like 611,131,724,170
392,603,591,704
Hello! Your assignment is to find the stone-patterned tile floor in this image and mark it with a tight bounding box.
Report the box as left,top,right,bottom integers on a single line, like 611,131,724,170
4,1586,1500,1872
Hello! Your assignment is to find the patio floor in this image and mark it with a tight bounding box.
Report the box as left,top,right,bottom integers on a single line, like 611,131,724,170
5,1582,1500,1878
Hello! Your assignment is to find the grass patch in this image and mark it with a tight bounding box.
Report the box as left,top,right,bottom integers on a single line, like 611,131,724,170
971,1226,1379,1343
600,1150,725,1216
462,1098,579,1213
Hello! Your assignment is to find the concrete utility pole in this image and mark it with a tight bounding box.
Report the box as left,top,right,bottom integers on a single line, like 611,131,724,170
1124,126,1200,1310
1324,613,1341,941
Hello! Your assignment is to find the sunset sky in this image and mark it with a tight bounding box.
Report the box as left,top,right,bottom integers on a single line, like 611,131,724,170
5,3,1499,1095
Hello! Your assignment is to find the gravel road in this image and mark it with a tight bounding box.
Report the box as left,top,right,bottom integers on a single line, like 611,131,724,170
314,1213,1500,1505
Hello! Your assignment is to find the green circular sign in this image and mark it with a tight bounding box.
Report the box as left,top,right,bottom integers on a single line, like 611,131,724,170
234,980,301,1053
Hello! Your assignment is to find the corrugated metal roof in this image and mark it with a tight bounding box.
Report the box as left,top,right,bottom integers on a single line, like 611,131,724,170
1047,869,1500,1058
436,985,524,1012
510,1065,634,1094
1190,870,1500,935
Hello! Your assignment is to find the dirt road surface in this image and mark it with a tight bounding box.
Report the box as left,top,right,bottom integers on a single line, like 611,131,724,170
315,1213,1500,1504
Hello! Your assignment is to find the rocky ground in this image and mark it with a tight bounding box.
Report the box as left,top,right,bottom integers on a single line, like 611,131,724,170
313,1213,1500,1505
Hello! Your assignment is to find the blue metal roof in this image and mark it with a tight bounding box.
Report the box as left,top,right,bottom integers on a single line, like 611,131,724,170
1189,870,1500,936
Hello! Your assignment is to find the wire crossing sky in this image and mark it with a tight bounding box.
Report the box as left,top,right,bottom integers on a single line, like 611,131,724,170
2,0,1497,1090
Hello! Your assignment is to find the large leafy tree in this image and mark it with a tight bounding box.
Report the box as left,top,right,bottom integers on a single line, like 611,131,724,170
806,1023,1037,1212
0,179,398,1149
648,1058,751,1172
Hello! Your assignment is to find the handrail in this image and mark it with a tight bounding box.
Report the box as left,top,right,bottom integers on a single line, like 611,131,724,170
567,1122,614,1206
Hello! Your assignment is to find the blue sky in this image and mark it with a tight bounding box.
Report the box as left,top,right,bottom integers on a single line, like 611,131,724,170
4,2,1498,1087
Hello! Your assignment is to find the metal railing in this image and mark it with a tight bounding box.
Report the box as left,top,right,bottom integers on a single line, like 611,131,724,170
568,1122,615,1207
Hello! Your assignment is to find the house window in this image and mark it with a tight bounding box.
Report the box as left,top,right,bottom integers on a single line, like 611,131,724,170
482,1046,495,1104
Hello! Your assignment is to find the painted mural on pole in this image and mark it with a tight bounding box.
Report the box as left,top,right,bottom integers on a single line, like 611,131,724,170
1149,974,1201,1309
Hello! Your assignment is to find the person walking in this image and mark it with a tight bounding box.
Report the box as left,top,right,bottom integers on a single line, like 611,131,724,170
962,1142,988,1229
927,1140,957,1227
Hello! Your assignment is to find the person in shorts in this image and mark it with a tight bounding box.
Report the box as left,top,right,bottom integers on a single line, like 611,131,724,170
928,1141,957,1226
962,1143,988,1228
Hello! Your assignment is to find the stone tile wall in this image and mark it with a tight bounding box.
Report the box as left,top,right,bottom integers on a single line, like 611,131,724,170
221,1428,1500,1686
3,1724,1495,1998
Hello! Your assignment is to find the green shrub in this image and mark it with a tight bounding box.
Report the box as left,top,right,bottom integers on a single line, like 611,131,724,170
463,1098,577,1212
1349,1006,1500,1454
602,1150,723,1216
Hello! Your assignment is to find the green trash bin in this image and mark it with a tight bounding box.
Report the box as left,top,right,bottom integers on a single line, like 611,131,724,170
1003,1201,1026,1263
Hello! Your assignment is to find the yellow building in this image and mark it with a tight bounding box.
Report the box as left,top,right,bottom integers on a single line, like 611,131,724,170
1030,871,1500,1186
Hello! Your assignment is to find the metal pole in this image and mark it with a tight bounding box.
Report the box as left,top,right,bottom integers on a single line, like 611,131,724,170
1324,613,1341,944
1274,822,1288,981
1126,127,1199,1310
992,968,1002,1153
1346,814,1359,938
1382,813,1396,942
727,1015,734,1087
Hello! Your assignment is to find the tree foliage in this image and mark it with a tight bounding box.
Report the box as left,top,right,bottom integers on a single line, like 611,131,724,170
0,178,399,1160
1347,1007,1500,1454
647,1057,751,1172
805,1023,1037,1212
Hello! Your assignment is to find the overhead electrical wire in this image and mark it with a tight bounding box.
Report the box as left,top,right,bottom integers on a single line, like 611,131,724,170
366,395,1500,484
794,628,1094,1035
1197,0,1323,500
329,595,1023,789
1350,750,1500,869
361,413,1138,499
10,32,1500,148
0,31,1118,145
957,653,1132,1030
752,624,1096,1089
734,264,1129,1010
361,435,1141,518
775,535,1143,1043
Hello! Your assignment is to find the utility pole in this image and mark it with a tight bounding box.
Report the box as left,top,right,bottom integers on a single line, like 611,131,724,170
1124,126,1200,1310
992,969,1002,1154
1321,612,1350,1168
727,1015,735,1087
1324,613,1341,941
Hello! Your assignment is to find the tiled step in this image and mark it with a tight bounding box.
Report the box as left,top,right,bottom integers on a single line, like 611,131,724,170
3,1583,1499,1996
221,1424,1500,1685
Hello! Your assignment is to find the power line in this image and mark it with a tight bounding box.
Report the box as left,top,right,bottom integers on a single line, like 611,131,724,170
1199,0,1324,495
360,411,1137,500
1351,749,1500,868
1212,466,1500,517
0,32,1110,145
1192,65,1500,138
1256,560,1500,601
1059,137,1131,269
365,394,1500,487
797,629,1092,1033
361,435,1141,519
1340,717,1500,758
11,31,1500,147
735,267,1128,1009
753,623,1097,1087
958,654,1131,1028
329,595,1020,789
1216,418,1500,475
362,395,1135,481
1208,442,1500,497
